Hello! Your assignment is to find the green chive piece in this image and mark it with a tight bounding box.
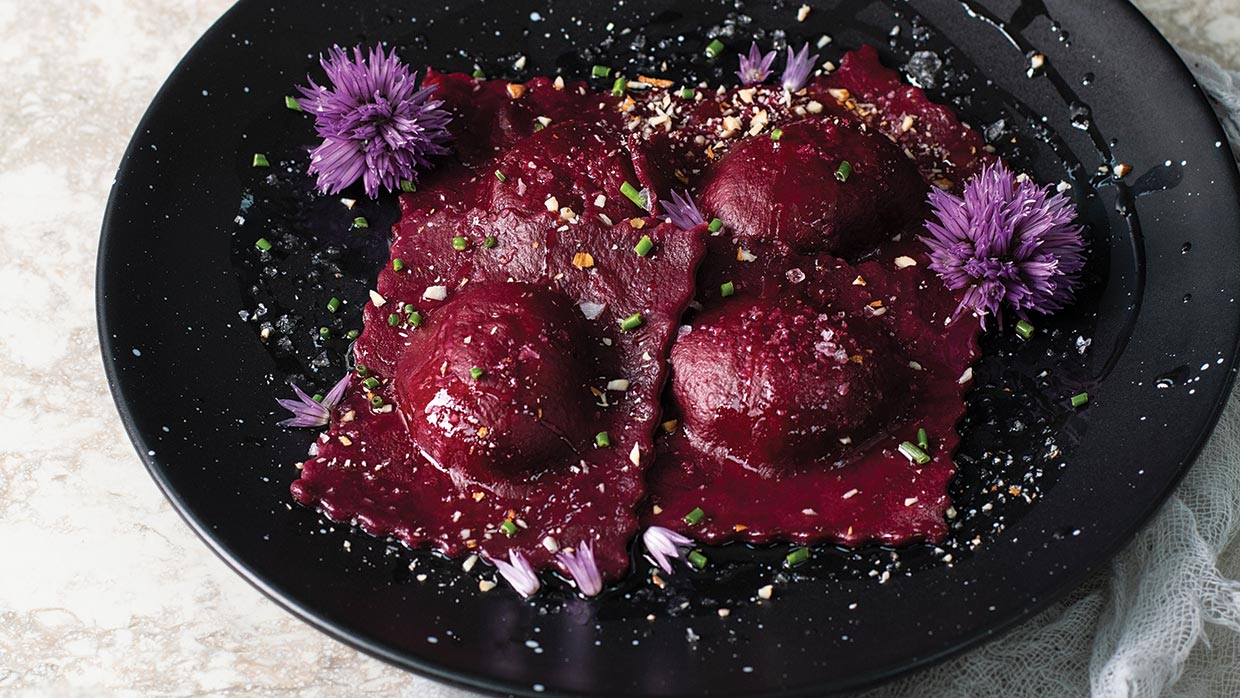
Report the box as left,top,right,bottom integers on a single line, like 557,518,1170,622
835,160,852,182
917,427,929,451
634,235,655,257
707,218,723,233
494,169,507,182
683,507,705,526
387,313,400,327
770,128,783,141
399,179,416,193
407,311,423,328
355,364,369,377
452,236,469,251
284,96,302,112
785,547,810,567
252,153,270,168
720,281,735,297
311,393,324,403
533,121,545,132
1071,392,1089,408
483,235,498,249
353,216,369,229
500,519,518,536
255,237,272,251
620,181,648,210
619,312,644,331
611,76,627,97
369,394,385,408
680,88,695,99
469,367,485,380
592,65,612,78
403,303,417,314
326,297,341,313
898,441,931,465
392,258,405,271
472,68,486,78
346,329,361,340
595,431,611,447
687,550,708,570
318,326,331,339
363,377,381,391
705,38,725,59
1015,320,1035,340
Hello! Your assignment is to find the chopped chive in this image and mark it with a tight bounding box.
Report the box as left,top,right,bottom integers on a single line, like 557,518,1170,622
680,88,695,99
592,65,612,78
407,311,423,328
720,281,735,297
499,519,518,536
353,217,369,229
284,96,302,112
619,312,644,331
346,329,361,340
483,235,498,249
634,235,655,257
318,326,331,339
311,393,324,403
705,38,725,59
785,547,810,567
452,236,469,251
469,367,485,380
399,179,416,193
1015,320,1035,340
620,181,648,210
533,121,545,132
770,128,783,141
472,68,486,78
392,258,405,271
255,237,272,252
355,364,369,377
494,169,507,182
326,297,341,313
835,160,852,182
595,431,611,448
611,76,627,97
404,303,417,314
917,428,929,451
252,153,270,168
898,441,931,465
687,550,708,570
1071,392,1089,408
387,313,401,327
369,394,385,408
683,507,705,526
363,377,381,391
707,218,723,233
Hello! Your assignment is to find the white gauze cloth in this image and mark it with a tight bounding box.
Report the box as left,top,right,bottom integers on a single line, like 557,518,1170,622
865,51,1240,698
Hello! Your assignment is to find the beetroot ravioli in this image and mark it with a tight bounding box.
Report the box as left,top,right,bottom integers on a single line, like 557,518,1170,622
283,41,1041,593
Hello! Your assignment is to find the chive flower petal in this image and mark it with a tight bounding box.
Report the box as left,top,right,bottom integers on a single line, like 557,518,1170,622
663,189,706,230
781,42,820,92
491,549,541,598
643,526,693,575
736,42,777,85
557,540,604,596
276,372,351,427
297,44,453,198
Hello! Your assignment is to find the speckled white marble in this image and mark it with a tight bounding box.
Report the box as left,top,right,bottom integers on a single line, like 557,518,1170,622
0,1,1235,696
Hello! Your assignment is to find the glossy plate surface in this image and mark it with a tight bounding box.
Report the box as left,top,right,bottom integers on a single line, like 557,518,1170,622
98,1,1240,695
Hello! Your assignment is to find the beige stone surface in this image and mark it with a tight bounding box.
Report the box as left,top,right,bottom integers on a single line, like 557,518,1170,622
0,1,1233,696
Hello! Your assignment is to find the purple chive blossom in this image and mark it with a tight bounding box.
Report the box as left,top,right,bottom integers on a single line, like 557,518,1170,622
663,189,706,230
297,44,453,198
736,42,777,85
490,549,541,598
781,42,820,93
556,540,603,596
642,526,693,574
921,161,1086,328
276,372,351,427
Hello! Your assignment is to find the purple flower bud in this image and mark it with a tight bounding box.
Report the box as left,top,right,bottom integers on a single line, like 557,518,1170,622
556,540,603,596
491,549,541,598
663,189,706,230
736,42,777,86
642,526,693,574
781,42,820,93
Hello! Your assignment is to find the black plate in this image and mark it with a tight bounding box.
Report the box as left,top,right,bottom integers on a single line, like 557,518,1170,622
98,0,1240,695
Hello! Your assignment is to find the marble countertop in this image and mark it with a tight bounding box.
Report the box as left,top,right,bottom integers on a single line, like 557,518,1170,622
1,1,1236,695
